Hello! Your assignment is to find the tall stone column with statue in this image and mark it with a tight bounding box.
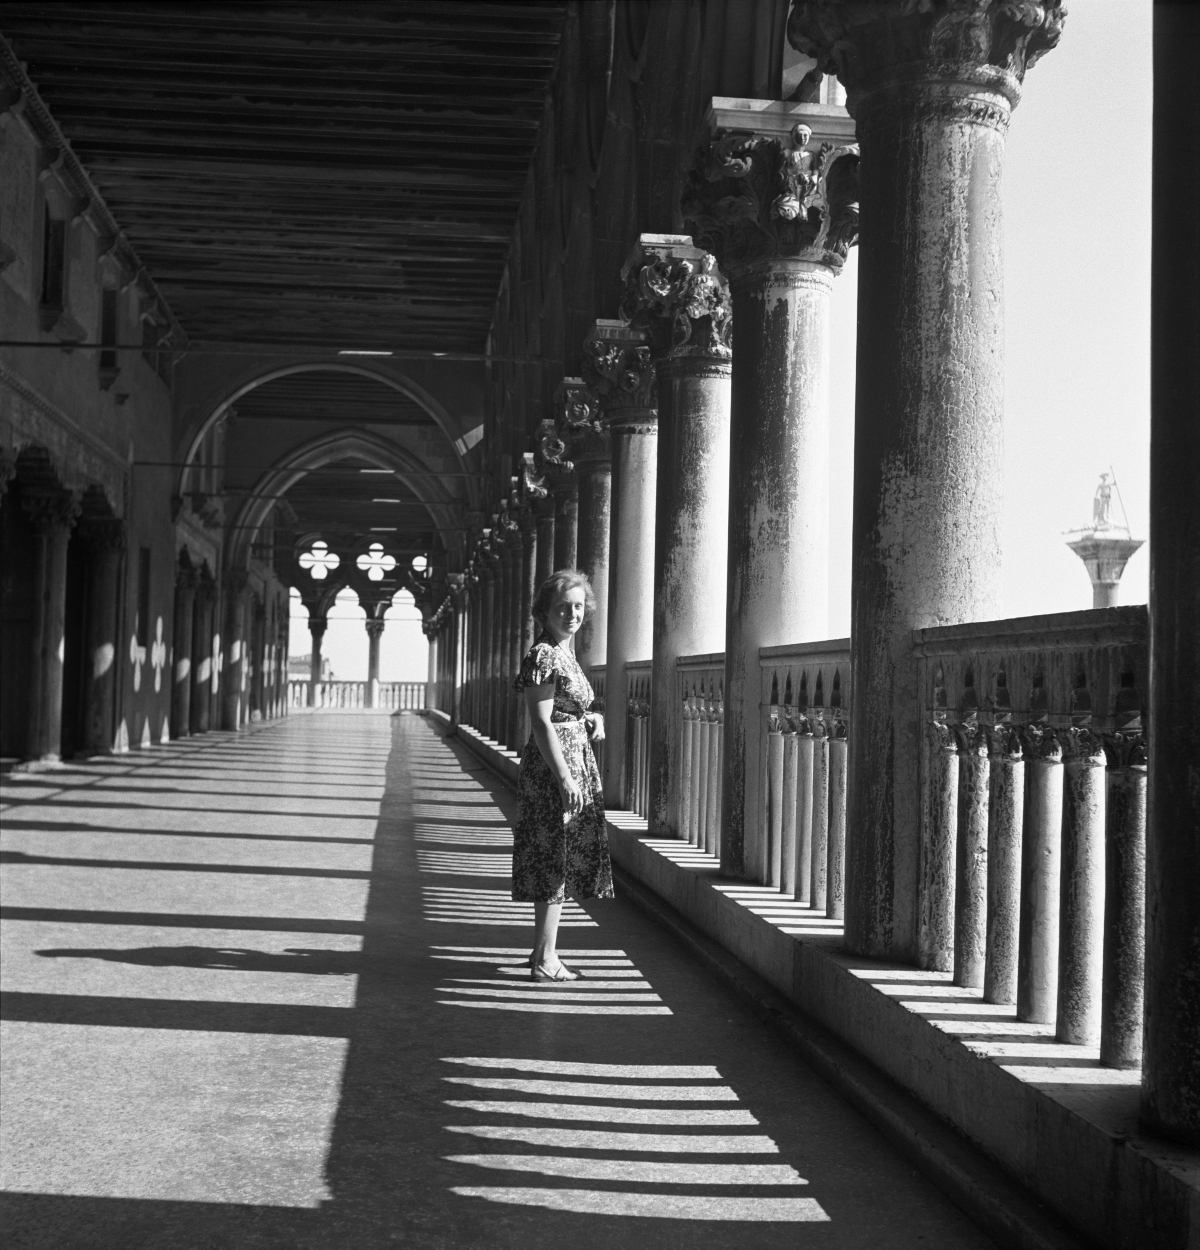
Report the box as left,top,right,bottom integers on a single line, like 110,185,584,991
789,0,1064,961
582,320,658,808
684,97,860,881
621,235,732,836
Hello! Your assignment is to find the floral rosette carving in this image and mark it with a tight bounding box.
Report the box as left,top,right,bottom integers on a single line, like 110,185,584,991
581,337,657,414
682,124,860,270
619,249,733,361
553,377,609,466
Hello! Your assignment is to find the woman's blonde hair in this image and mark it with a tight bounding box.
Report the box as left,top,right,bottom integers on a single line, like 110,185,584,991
532,568,596,626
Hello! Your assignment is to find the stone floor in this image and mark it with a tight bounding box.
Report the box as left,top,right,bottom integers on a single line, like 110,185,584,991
1,712,997,1248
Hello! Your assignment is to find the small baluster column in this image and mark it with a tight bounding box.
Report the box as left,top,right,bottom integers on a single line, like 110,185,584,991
1017,725,1064,1024
985,724,1025,1004
789,0,1063,961
954,723,990,988
621,235,732,837
583,320,658,808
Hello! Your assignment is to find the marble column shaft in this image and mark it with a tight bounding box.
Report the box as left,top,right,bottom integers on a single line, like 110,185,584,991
535,509,555,586
366,618,384,708
1142,0,1200,1148
190,579,214,733
23,490,80,762
575,455,611,674
788,1,1063,960
506,534,525,749
221,577,246,731
83,519,125,753
171,564,196,739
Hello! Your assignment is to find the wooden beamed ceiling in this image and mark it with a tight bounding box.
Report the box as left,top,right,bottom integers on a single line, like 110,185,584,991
229,371,436,428
1,1,566,350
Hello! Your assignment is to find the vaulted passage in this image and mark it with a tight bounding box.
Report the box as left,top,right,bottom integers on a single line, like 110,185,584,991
2,712,993,1246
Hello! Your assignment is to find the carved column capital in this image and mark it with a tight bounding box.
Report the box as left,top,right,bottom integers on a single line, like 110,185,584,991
619,234,732,362
21,488,81,533
581,320,658,430
788,0,1065,132
79,515,127,554
553,376,610,469
364,619,386,643
683,102,860,274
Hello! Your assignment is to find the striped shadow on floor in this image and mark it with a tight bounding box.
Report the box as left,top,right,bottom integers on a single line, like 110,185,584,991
432,947,668,1015
422,889,596,927
441,1056,829,1221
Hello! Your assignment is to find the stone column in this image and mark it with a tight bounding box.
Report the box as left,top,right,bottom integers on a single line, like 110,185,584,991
494,542,513,742
365,618,385,708
505,525,525,748
534,505,555,586
22,489,80,763
81,517,126,753
250,599,266,721
684,100,859,880
308,614,327,688
556,377,612,673
1143,0,1200,1148
479,553,496,736
190,578,213,732
789,0,1063,961
583,320,658,807
621,234,732,836
170,559,196,738
221,572,247,731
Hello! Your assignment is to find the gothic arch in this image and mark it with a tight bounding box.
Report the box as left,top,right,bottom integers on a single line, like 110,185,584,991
228,427,462,573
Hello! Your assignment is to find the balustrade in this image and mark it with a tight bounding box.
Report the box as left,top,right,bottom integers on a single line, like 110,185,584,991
913,607,1148,1065
678,653,725,854
624,660,652,818
287,680,426,711
759,641,851,915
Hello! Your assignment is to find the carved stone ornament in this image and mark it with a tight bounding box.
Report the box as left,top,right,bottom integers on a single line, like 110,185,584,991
553,376,609,467
21,488,81,532
534,417,574,484
619,235,733,362
683,125,860,271
581,321,657,418
520,450,548,502
788,0,1065,126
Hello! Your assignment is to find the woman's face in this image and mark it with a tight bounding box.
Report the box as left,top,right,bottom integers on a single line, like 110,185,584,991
545,586,586,643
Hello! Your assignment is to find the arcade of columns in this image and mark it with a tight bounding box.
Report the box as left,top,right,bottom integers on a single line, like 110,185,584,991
421,1,1198,1147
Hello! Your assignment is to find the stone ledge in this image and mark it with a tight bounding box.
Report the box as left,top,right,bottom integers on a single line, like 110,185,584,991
452,719,521,788
604,814,1199,1250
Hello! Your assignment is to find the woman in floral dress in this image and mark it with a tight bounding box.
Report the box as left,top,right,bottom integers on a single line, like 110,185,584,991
512,569,613,981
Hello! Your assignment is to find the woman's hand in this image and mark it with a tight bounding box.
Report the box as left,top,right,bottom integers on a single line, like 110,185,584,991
585,712,605,742
559,775,584,816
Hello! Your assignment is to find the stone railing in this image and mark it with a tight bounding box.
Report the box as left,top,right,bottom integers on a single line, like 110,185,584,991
287,680,427,711
913,607,1148,1067
678,652,725,853
624,659,652,817
589,664,606,780
759,639,852,912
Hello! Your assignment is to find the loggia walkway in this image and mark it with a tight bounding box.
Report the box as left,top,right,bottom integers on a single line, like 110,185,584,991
1,712,995,1248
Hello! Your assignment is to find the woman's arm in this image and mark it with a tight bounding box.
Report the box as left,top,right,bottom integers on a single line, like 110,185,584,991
525,682,584,815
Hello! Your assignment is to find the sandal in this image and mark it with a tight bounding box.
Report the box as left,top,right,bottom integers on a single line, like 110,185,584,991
530,961,580,982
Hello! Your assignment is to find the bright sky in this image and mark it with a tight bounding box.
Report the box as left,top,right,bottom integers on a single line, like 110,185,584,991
289,586,428,683
826,0,1152,637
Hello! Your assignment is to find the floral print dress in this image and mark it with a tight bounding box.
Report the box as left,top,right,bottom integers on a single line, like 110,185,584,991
511,633,613,903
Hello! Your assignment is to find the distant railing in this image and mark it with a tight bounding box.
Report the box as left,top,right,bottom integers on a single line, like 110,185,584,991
759,640,851,913
913,607,1148,1066
625,660,652,817
287,680,427,711
679,652,725,854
